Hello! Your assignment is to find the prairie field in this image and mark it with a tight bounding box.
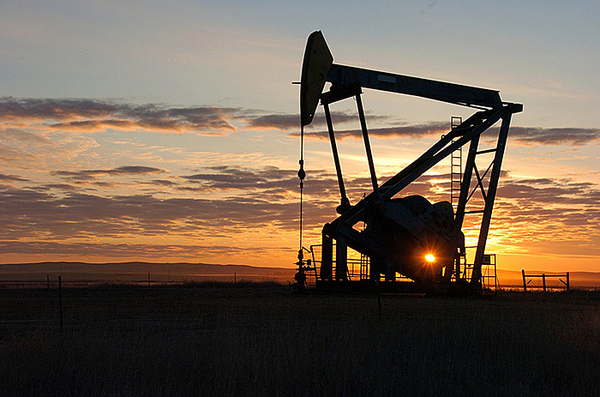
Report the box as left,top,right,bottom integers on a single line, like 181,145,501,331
1,283,599,396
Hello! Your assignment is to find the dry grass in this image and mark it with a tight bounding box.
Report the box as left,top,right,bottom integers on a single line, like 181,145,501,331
1,285,599,396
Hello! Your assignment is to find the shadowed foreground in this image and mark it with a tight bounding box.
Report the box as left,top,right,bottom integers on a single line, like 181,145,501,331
1,284,599,396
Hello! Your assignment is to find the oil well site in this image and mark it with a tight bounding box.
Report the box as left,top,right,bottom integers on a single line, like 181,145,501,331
293,31,522,295
2,30,600,397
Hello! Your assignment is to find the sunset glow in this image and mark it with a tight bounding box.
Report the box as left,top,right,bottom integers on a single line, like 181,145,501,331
1,1,600,275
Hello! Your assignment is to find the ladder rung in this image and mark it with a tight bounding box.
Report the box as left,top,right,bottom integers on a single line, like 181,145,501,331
464,210,485,214
450,120,463,208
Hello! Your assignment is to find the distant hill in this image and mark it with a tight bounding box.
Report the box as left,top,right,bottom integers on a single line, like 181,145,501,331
1,262,598,289
0,261,295,284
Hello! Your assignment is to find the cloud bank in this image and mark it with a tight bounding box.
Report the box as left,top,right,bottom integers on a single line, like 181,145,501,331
2,96,600,268
0,97,239,134
3,97,600,146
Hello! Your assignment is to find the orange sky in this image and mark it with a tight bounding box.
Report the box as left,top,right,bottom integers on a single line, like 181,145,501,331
1,99,599,274
1,2,600,275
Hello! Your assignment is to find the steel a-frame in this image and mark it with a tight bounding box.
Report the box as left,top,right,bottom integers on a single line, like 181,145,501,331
300,31,522,292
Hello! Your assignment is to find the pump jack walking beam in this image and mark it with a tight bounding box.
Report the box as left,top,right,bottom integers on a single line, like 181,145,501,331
300,31,522,289
301,31,507,127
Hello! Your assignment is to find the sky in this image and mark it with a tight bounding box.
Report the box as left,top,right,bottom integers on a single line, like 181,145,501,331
1,0,600,273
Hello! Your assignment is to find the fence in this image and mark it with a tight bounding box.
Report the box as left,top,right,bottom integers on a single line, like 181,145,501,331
522,270,569,292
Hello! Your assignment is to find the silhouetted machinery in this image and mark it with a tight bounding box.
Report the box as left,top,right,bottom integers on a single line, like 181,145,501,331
296,31,522,293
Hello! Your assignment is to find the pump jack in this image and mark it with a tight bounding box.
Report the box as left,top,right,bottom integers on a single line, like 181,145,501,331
297,31,522,293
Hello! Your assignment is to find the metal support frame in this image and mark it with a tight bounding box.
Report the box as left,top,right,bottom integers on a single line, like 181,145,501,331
299,31,522,291
356,93,382,201
321,234,333,280
450,116,463,210
323,103,350,213
335,235,348,280
470,113,512,286
319,104,518,288
327,107,507,229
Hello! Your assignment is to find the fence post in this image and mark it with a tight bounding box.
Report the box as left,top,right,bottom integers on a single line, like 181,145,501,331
542,274,546,292
566,272,570,291
522,269,527,292
58,276,63,333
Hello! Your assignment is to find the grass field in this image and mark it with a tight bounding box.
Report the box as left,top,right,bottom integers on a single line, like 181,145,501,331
1,283,599,396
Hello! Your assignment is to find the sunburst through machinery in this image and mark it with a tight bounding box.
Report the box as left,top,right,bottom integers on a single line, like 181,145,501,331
294,31,522,294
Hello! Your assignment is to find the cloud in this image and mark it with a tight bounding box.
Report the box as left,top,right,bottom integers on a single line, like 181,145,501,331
0,98,118,121
1,161,599,265
43,183,78,191
53,166,168,181
500,176,593,198
2,96,600,266
0,97,239,134
182,165,299,191
0,164,351,245
148,179,176,187
508,127,600,146
245,114,300,130
285,119,600,147
291,121,452,140
498,177,598,205
484,175,600,254
0,173,28,182
4,97,599,146
0,127,99,170
179,165,364,208
0,240,249,259
244,110,392,130
0,128,55,163
0,185,305,241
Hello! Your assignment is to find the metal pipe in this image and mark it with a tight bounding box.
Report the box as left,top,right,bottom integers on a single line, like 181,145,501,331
335,235,348,281
355,93,381,201
455,134,481,230
542,274,547,292
321,233,333,281
324,102,350,210
471,111,512,286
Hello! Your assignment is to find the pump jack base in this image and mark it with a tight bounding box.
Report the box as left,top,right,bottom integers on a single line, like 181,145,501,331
315,279,474,295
